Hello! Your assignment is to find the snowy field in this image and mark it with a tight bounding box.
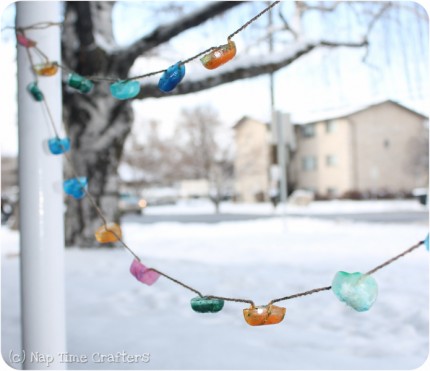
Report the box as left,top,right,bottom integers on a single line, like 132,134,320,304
144,199,426,215
1,200,429,370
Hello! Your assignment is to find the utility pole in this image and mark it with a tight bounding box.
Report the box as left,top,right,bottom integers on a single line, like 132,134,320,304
17,2,66,369
268,1,275,110
276,111,289,207
267,2,288,213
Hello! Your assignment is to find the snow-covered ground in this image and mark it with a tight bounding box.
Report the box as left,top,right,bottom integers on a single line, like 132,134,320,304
144,199,426,215
1,200,429,370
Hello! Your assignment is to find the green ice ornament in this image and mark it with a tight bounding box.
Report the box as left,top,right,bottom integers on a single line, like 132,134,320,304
190,296,224,313
67,73,94,94
27,82,44,101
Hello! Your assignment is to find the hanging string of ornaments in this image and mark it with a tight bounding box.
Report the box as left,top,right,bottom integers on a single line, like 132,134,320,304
15,1,428,326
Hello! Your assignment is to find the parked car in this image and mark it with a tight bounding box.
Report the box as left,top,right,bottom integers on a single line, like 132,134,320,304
412,188,428,206
1,188,19,227
119,193,147,215
1,195,14,224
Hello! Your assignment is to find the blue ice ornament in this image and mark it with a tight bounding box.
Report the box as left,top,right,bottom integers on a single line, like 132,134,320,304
48,137,70,155
158,62,185,92
110,80,140,100
63,177,88,199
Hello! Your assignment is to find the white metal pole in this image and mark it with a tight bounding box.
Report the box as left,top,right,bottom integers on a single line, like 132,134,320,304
17,2,66,369
276,111,288,204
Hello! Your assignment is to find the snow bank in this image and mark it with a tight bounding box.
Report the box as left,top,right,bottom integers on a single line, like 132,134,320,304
143,199,426,215
1,214,428,369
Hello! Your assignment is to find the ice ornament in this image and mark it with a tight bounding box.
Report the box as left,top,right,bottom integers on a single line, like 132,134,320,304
190,296,224,313
243,304,286,326
200,40,236,70
110,80,140,100
331,271,378,312
95,223,122,243
130,259,160,285
63,177,88,199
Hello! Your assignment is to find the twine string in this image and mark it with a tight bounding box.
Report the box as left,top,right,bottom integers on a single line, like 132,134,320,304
365,240,423,275
13,21,63,31
24,46,39,84
146,268,204,297
206,295,255,307
180,46,218,65
41,92,141,262
16,2,425,307
13,2,282,84
269,286,332,305
56,62,119,83
268,240,424,305
228,1,281,40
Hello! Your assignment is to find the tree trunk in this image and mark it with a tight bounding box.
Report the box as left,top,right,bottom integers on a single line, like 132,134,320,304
63,87,133,246
213,199,220,214
62,2,126,246
61,1,244,246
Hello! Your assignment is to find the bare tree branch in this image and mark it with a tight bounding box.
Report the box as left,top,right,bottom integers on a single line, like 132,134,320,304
362,2,392,64
278,8,298,39
114,1,245,71
366,2,392,35
134,38,368,99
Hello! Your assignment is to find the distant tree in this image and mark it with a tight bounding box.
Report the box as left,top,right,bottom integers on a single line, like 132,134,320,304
60,1,427,245
121,120,179,187
174,105,233,213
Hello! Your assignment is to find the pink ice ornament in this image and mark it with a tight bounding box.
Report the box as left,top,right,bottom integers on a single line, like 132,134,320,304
130,259,160,285
17,33,37,48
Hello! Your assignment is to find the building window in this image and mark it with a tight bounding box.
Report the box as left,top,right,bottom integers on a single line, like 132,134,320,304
325,120,336,133
301,124,315,138
326,154,337,167
302,156,317,171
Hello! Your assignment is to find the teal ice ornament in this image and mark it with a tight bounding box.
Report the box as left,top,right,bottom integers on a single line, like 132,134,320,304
190,296,224,313
331,271,378,312
48,137,70,155
110,80,140,100
63,177,88,199
67,73,94,94
425,234,429,251
158,62,185,92
27,82,44,101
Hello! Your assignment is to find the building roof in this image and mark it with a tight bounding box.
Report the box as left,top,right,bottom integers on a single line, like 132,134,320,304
291,99,428,125
232,115,270,130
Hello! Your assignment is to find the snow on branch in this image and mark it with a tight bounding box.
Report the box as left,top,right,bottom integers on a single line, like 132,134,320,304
114,2,244,68
133,38,368,100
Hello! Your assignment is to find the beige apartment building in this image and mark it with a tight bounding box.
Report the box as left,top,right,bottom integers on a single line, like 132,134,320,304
234,100,428,201
233,116,270,202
